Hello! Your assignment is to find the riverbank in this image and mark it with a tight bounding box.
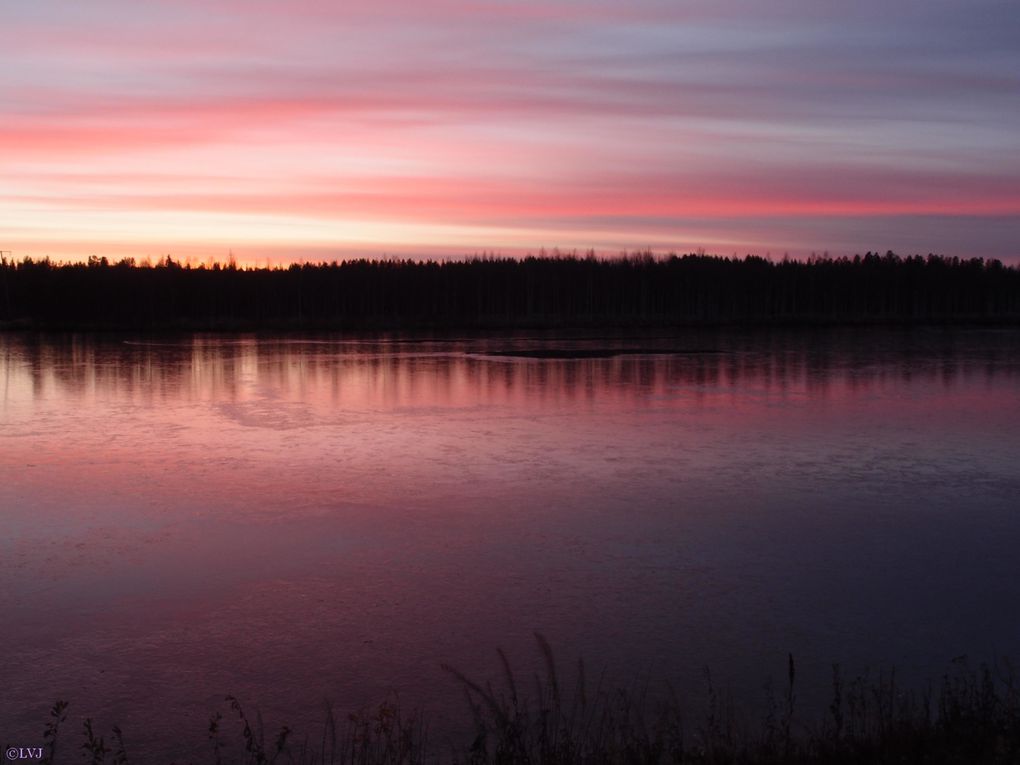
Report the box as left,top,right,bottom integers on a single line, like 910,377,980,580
2,252,1018,332
20,646,1020,764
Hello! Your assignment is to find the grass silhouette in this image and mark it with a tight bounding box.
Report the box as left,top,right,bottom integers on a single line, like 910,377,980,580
16,637,1020,764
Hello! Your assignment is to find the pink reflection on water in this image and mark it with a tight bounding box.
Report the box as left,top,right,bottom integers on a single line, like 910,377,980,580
1,330,1019,759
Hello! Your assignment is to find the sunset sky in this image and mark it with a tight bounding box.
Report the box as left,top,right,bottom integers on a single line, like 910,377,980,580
2,1,1018,264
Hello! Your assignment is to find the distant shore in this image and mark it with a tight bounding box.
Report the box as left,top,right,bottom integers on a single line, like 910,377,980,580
2,252,1018,332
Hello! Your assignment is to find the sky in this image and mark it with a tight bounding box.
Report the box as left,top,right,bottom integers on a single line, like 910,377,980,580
2,0,1019,264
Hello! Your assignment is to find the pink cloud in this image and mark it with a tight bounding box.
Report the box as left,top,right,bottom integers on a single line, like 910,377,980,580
3,0,1018,261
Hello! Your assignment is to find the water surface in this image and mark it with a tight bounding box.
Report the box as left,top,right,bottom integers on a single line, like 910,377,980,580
2,329,1019,758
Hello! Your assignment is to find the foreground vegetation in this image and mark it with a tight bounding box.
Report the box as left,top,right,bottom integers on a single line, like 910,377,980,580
19,638,1020,764
1,251,1018,330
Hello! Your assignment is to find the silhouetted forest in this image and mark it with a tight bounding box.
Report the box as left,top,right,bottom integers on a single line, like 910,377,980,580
1,251,1018,330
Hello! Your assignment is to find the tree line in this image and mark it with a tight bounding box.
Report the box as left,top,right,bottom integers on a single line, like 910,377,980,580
1,251,1018,329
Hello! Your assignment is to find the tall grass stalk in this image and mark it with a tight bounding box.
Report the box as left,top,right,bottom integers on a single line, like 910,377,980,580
32,639,1020,764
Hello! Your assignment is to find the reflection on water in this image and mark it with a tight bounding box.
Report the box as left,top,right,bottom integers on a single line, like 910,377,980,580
5,331,1019,408
1,329,1019,760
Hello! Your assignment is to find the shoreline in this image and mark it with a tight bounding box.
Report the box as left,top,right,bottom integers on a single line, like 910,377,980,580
3,316,1020,334
15,650,1020,764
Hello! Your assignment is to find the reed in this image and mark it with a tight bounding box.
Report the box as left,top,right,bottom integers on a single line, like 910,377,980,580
25,640,1020,764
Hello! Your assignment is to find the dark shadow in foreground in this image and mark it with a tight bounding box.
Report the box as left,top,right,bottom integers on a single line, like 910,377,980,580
19,636,1020,764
